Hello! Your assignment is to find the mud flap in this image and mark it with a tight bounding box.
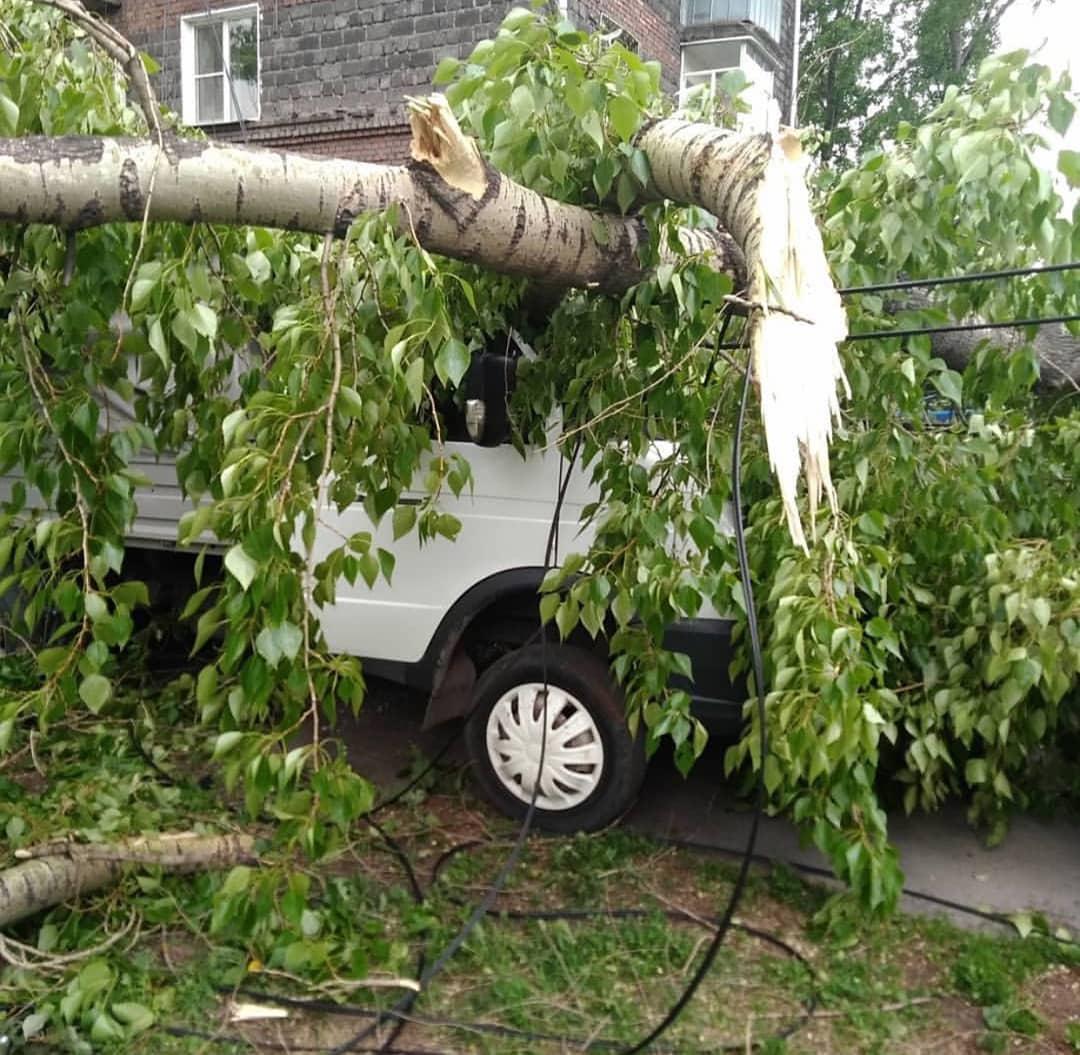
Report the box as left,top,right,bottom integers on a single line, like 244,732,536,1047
422,648,477,730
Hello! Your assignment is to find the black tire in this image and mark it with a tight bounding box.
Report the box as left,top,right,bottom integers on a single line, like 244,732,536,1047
464,644,647,833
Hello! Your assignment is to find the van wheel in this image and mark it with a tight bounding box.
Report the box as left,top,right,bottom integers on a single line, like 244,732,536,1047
464,644,646,833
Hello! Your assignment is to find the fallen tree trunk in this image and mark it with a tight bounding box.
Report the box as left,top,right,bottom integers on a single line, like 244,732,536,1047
0,832,257,929
0,119,741,295
0,94,846,547
908,301,1080,395
936,322,1080,394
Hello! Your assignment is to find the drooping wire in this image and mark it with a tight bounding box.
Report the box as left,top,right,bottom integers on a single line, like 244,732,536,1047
615,345,767,1055
838,260,1080,296
327,438,579,1055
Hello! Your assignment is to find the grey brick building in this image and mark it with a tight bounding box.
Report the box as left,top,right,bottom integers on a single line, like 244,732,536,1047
89,0,797,162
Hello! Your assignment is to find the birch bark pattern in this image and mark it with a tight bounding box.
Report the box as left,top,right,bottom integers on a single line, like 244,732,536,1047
0,131,740,293
0,98,849,546
0,833,257,928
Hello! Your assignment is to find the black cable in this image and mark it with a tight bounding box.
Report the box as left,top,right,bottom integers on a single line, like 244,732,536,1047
838,260,1080,296
846,313,1080,342
716,311,1080,350
614,347,767,1055
700,308,735,388
363,728,462,819
327,444,580,1055
645,833,1080,950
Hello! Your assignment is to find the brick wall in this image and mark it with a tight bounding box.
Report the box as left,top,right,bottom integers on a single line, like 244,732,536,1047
109,0,519,161
106,1,794,161
568,0,681,91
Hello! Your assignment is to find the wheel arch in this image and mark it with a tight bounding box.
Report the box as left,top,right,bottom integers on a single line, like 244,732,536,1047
415,566,547,730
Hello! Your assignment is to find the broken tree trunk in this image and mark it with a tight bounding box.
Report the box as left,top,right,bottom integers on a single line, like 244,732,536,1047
0,96,847,546
895,292,1080,395
934,321,1080,394
0,832,257,929
0,119,741,295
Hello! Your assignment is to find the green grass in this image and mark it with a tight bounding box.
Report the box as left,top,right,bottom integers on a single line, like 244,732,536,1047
1,706,1078,1054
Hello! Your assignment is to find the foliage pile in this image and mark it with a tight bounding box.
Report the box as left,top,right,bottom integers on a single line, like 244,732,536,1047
0,1,1077,928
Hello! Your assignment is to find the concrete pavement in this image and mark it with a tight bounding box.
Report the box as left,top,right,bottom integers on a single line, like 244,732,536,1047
336,678,1080,935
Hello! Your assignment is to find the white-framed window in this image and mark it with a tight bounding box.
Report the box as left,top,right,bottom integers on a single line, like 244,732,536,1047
680,38,779,133
180,4,261,126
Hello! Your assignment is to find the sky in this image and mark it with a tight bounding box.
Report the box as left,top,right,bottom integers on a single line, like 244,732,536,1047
1000,0,1080,156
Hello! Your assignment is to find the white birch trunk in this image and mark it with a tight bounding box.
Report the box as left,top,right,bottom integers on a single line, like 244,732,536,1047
0,833,257,928
0,97,849,547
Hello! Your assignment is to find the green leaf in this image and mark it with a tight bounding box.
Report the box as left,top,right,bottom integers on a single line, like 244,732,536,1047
190,303,218,340
436,513,461,540
224,544,258,591
84,592,108,622
392,505,417,540
607,94,640,142
90,1012,125,1044
213,731,245,758
510,83,534,120
555,599,579,638
763,755,782,794
1058,149,1080,188
256,622,302,666
148,317,170,368
196,664,218,705
862,702,886,725
78,674,112,713
130,278,156,311
339,385,364,419
965,758,988,784
433,56,461,85
616,171,637,214
404,357,424,409
221,865,252,895
539,591,560,625
581,109,604,149
629,147,651,187
246,250,271,284
612,590,635,627
111,1002,155,1034
300,908,322,938
21,1012,48,1040
435,338,470,386
1030,597,1051,628
932,369,963,405
1049,94,1075,137
0,92,19,136
38,646,69,675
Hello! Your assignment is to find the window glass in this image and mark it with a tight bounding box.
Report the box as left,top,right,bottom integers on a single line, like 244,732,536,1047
229,15,259,120
195,22,224,75
197,74,225,123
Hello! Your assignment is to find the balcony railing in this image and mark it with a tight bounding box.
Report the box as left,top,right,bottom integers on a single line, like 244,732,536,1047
682,0,782,42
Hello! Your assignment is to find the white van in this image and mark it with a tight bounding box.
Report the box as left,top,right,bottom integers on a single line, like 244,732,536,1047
7,343,746,831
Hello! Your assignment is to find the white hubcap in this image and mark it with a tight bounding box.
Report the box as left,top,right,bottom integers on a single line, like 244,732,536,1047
485,682,605,811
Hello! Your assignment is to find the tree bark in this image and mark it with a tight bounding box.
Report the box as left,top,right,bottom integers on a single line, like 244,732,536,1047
0,113,741,294
896,292,1080,394
0,833,257,929
933,325,1080,394
0,96,847,548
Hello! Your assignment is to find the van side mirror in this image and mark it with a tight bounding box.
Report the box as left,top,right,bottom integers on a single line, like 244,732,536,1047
464,354,517,446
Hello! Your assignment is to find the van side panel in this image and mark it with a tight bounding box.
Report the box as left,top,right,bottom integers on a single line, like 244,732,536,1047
315,441,593,664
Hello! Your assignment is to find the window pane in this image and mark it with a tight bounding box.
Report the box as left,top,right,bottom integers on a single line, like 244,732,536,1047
196,74,225,122
195,22,224,75
228,16,259,119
